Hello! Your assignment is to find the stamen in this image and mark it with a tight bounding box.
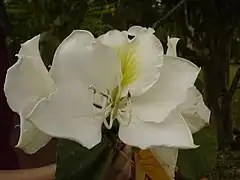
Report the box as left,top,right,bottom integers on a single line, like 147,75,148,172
110,108,115,128
103,119,112,129
126,92,132,124
117,91,132,126
93,93,111,116
103,109,113,129
117,110,129,125
94,97,108,116
101,97,108,110
88,85,96,94
93,103,102,109
127,91,131,98
99,92,109,99
104,103,112,117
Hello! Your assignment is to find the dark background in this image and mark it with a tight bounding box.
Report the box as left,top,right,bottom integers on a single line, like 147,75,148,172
0,8,56,169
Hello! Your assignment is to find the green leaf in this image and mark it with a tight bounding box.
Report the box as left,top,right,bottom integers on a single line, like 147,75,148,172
177,127,217,180
55,136,116,180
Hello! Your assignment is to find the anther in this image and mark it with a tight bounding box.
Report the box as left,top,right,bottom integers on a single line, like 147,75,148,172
88,85,96,94
99,92,109,99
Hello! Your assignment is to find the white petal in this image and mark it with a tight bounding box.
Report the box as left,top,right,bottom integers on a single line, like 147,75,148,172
166,37,180,57
4,35,55,116
98,28,163,96
128,26,144,36
178,86,211,133
51,30,121,91
122,29,163,96
132,56,200,123
16,116,52,154
128,26,155,36
119,109,197,149
97,30,128,48
151,147,178,178
28,82,103,149
19,35,42,58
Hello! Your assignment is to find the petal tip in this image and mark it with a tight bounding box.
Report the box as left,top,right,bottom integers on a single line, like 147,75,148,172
19,35,41,57
21,34,40,47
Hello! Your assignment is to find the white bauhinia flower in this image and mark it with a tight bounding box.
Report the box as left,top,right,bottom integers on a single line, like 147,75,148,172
97,27,200,150
4,25,208,161
150,35,211,179
4,31,121,152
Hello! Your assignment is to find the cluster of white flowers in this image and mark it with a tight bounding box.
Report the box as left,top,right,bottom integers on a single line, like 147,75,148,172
4,26,210,178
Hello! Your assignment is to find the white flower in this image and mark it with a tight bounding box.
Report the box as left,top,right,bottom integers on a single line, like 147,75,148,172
150,36,211,178
97,26,201,150
4,32,121,152
4,26,209,159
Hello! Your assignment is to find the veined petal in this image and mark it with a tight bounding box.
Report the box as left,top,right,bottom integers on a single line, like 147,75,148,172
178,86,211,133
151,147,178,178
4,35,55,116
119,109,197,149
98,27,163,96
97,30,128,48
132,56,200,123
121,29,163,96
51,30,121,91
16,116,52,154
166,37,180,57
28,82,103,149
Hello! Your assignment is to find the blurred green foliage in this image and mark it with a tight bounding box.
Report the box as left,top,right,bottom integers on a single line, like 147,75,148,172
56,136,117,180
178,127,218,180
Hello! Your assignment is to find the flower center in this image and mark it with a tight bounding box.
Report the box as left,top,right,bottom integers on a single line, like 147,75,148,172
89,43,140,129
89,85,132,129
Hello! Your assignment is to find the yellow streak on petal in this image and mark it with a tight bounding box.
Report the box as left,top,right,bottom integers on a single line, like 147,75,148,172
110,43,139,120
117,43,139,89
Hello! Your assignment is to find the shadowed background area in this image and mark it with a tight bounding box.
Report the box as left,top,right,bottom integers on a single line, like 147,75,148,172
0,18,19,170
0,0,56,169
